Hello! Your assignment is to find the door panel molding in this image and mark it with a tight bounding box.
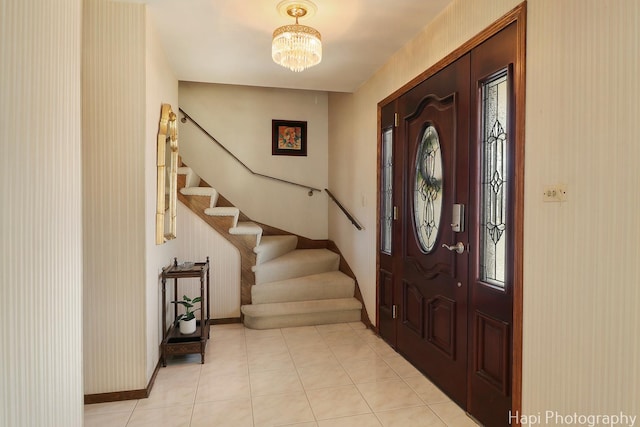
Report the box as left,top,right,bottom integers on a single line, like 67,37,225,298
404,93,456,121
402,280,425,336
427,297,457,359
379,269,394,309
405,257,451,280
474,310,511,395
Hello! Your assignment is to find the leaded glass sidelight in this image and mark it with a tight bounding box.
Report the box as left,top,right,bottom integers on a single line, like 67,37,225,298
414,125,443,253
381,128,393,255
480,71,508,287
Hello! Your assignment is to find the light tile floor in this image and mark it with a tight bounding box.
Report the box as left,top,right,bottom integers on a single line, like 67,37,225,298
84,322,479,427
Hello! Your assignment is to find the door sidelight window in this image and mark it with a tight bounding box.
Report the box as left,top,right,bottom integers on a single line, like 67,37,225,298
480,70,509,288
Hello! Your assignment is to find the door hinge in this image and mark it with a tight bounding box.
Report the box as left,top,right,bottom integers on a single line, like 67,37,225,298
393,206,398,220
392,304,398,319
394,112,399,127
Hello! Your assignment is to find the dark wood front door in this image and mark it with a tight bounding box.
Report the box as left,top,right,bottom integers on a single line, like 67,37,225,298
395,54,471,406
377,6,525,426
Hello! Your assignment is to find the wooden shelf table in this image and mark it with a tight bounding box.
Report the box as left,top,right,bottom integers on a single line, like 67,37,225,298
160,257,210,366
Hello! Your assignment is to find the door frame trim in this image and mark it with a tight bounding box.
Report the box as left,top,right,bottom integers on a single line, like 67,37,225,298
376,1,526,418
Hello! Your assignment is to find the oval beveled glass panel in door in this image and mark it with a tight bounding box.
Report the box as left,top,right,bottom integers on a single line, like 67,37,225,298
413,125,443,253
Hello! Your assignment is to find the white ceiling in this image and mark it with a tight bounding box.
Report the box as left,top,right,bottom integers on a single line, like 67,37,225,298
143,0,452,93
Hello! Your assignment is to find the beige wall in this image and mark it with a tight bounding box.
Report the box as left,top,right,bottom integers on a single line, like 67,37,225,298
179,82,329,240
1,0,84,425
83,0,147,394
83,0,181,394
144,13,180,383
84,0,186,394
329,0,639,419
523,0,639,417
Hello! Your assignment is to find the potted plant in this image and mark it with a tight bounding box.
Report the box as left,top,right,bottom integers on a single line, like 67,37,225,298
171,294,201,334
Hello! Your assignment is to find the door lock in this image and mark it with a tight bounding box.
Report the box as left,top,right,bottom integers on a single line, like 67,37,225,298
442,242,465,254
451,204,465,232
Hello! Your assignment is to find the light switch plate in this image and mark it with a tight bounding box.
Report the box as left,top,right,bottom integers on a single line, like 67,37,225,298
543,184,567,202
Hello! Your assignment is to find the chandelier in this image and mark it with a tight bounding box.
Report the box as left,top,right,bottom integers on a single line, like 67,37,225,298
272,1,322,72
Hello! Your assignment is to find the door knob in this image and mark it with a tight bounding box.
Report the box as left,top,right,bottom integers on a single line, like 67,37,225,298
442,242,465,254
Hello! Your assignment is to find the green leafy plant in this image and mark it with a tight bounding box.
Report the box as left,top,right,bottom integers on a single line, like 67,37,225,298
171,294,202,323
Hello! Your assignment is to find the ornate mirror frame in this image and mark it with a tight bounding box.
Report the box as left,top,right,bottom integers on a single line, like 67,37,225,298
156,103,178,244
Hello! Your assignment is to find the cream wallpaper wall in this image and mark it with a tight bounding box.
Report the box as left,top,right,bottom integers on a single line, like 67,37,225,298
83,0,148,394
144,13,180,384
1,0,84,425
522,0,639,418
329,0,639,420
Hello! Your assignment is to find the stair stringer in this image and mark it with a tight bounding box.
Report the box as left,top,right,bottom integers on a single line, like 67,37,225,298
177,173,257,306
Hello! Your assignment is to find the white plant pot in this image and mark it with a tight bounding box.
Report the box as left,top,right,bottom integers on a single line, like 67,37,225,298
179,317,196,335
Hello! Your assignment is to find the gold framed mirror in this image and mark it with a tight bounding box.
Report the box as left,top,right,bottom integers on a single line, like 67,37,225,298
156,103,178,244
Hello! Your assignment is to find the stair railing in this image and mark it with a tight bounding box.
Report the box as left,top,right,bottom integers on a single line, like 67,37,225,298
180,108,363,230
179,108,322,195
325,189,363,230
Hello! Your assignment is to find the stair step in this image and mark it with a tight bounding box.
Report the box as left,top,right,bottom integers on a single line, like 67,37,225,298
252,271,355,304
241,298,362,330
204,206,240,225
253,235,298,266
254,249,340,285
180,187,218,208
177,166,200,188
230,221,263,246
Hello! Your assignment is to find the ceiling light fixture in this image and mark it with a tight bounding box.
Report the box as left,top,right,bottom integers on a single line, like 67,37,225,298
272,1,322,72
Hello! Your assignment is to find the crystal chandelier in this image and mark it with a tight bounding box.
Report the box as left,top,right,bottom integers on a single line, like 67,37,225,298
272,2,322,72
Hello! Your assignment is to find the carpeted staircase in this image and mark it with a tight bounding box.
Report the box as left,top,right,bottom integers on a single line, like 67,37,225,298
177,166,363,330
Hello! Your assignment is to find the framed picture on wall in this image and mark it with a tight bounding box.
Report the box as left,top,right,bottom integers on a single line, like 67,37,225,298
272,120,307,156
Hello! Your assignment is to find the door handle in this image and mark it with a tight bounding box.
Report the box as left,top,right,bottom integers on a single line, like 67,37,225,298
442,242,465,254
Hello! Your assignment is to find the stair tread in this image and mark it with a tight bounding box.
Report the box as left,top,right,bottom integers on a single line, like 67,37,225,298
257,270,354,288
180,187,217,196
254,235,298,266
241,297,362,316
259,248,338,267
204,206,238,215
181,186,219,208
252,271,355,304
254,248,340,285
177,166,200,187
230,222,262,234
254,235,298,254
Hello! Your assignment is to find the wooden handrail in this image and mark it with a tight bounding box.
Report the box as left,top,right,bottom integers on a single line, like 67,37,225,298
179,108,322,194
325,189,363,230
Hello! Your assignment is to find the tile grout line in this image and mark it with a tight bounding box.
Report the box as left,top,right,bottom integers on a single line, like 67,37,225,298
345,322,387,426
188,347,206,427
343,322,448,426
245,326,260,427
289,325,322,424
323,322,383,425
